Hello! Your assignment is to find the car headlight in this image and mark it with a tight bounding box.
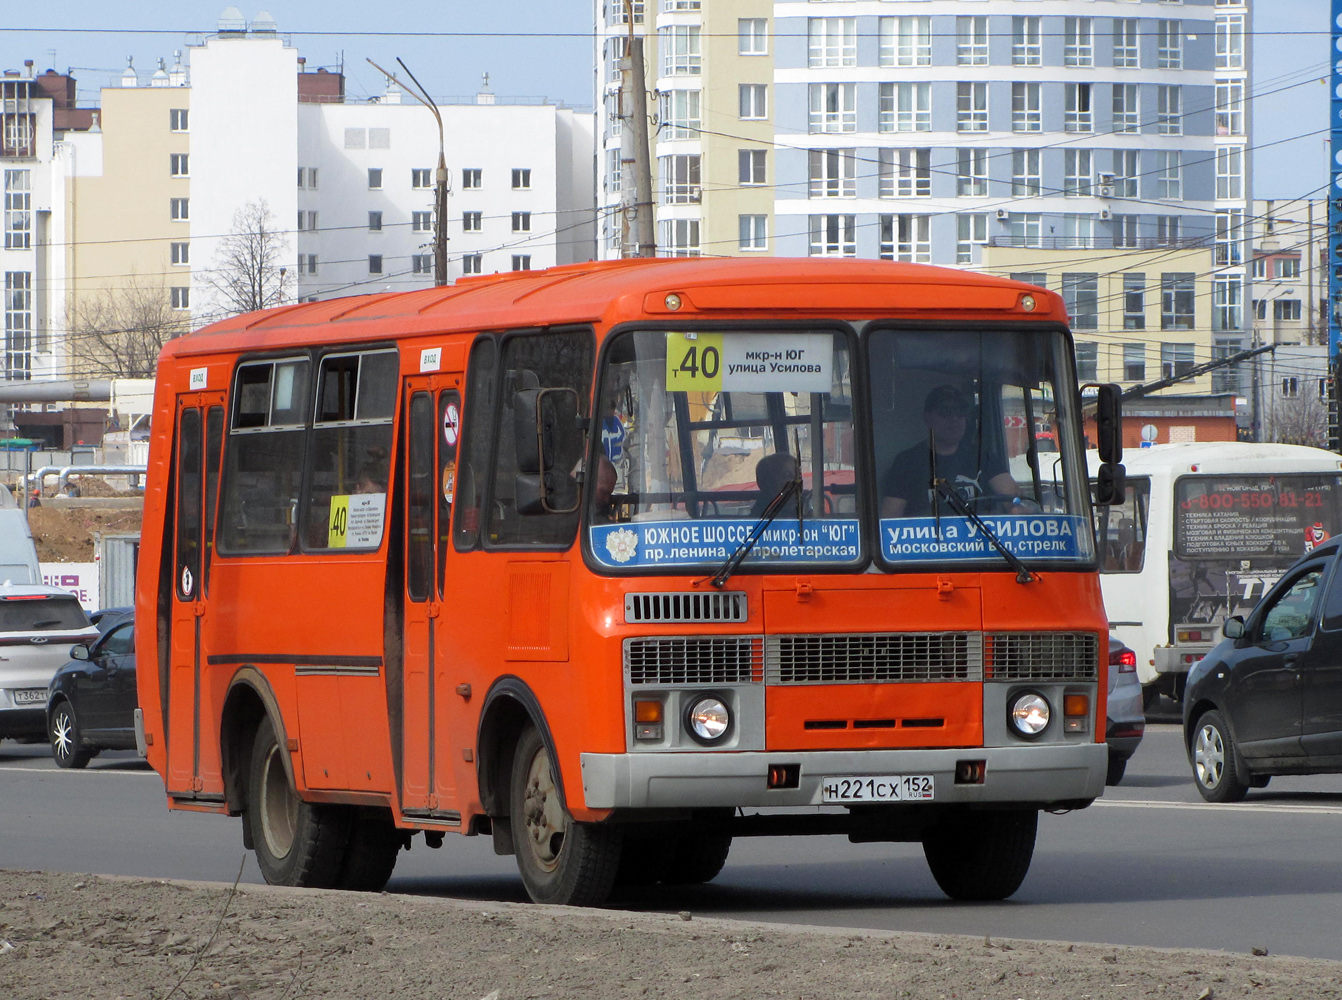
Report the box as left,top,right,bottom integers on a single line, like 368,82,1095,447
1008,692,1051,739
686,696,731,744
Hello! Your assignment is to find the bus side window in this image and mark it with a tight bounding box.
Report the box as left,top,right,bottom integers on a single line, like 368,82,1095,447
1099,476,1149,573
454,337,497,551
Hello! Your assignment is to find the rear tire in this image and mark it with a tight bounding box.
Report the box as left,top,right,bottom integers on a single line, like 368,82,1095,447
245,716,350,887
1105,752,1128,786
334,808,403,892
509,725,621,906
1191,709,1248,803
662,834,732,885
922,809,1037,901
49,700,91,769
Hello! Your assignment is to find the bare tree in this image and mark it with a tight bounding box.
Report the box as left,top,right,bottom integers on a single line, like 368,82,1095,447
1267,389,1328,448
206,200,291,316
69,275,189,378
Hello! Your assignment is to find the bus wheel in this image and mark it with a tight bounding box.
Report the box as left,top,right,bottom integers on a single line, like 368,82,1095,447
334,807,403,892
245,716,350,888
662,834,732,885
1191,710,1248,803
922,809,1037,901
509,725,621,906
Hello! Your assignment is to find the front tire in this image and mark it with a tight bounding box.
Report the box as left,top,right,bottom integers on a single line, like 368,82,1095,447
49,700,91,769
1105,751,1128,786
245,716,350,887
662,834,732,885
922,809,1037,901
509,725,621,906
1191,710,1248,803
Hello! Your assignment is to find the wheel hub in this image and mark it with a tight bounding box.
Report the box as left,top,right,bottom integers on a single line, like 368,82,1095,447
259,745,299,859
1194,724,1225,788
51,711,74,759
521,747,566,873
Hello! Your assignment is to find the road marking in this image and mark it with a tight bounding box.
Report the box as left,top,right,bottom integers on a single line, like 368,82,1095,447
1096,798,1342,816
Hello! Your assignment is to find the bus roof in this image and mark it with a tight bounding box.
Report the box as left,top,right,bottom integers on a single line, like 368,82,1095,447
159,258,1062,361
1088,441,1342,476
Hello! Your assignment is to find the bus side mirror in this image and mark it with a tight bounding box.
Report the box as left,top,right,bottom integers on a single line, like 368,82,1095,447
1091,383,1124,465
1222,616,1245,640
1094,462,1126,506
514,387,582,515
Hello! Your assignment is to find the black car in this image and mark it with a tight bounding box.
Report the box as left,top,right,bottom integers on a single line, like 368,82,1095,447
46,613,137,768
1183,536,1342,802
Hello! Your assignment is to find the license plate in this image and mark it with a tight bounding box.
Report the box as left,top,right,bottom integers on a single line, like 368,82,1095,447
821,774,934,803
11,688,46,706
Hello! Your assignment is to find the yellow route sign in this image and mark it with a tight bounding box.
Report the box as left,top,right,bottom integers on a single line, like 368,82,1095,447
665,332,723,392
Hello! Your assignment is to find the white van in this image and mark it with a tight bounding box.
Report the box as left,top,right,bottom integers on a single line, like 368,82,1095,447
0,486,40,584
1089,442,1342,704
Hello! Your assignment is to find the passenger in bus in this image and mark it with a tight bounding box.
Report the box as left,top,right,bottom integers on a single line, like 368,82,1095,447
354,450,389,495
750,452,800,517
880,384,1017,517
589,455,618,522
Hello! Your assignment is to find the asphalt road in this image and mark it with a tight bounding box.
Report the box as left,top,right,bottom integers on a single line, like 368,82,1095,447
4,717,1341,961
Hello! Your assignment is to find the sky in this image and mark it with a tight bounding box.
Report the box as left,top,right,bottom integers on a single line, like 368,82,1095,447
0,0,1333,199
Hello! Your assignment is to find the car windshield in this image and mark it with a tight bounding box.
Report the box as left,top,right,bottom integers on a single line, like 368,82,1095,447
587,328,859,572
866,327,1094,569
0,596,91,631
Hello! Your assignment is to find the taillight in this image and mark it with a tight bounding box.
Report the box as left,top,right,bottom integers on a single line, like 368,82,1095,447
1109,646,1137,672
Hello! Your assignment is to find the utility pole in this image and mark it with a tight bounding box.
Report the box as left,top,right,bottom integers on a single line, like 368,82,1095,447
1330,0,1342,449
367,58,450,286
620,0,656,257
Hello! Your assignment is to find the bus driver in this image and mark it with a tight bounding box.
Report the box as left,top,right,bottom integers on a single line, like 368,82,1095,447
880,384,1017,518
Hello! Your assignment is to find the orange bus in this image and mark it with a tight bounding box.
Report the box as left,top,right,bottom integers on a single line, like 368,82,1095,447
136,257,1121,906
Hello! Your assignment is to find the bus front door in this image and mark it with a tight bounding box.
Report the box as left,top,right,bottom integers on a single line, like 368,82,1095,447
399,378,462,822
166,397,225,798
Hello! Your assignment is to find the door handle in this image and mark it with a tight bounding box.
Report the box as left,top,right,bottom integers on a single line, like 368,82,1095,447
1282,653,1299,666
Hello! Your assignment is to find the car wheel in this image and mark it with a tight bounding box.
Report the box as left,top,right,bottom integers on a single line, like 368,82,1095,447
244,716,350,887
509,725,621,906
922,809,1037,901
49,700,91,769
1105,751,1128,786
1191,710,1249,803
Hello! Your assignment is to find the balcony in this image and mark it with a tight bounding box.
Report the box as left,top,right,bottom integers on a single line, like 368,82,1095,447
988,236,1208,252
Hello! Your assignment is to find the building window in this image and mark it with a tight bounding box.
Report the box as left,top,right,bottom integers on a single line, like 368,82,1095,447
809,83,856,133
4,271,31,380
1112,84,1139,134
171,241,190,266
512,168,532,190
879,214,930,263
412,255,432,274
660,220,700,258
1075,343,1098,382
880,16,931,68
738,149,767,186
1215,210,1243,266
1157,215,1181,246
1063,215,1094,249
1062,273,1099,330
1009,213,1042,248
368,255,383,274
1011,149,1041,197
956,213,987,265
1155,151,1182,199
1123,343,1146,382
462,254,483,275
956,148,988,197
606,149,621,194
1216,80,1245,136
1161,273,1196,330
412,168,431,188
512,255,532,271
462,169,482,189
1013,17,1041,67
170,153,189,177
1277,257,1301,279
660,155,700,204
880,82,930,133
956,16,988,66
463,211,482,232
1282,377,1300,398
660,90,701,139
1216,147,1244,200
1157,85,1182,135
171,198,189,221
1064,83,1093,133
1161,343,1195,379
608,0,643,26
298,167,318,189
368,168,383,190
1012,83,1041,133
739,18,768,56
512,211,532,232
809,215,855,257
1010,273,1047,291
1064,149,1092,197
956,82,988,133
412,211,433,232
170,286,190,310
368,211,383,232
880,148,930,198
169,108,188,132
1112,149,1139,198
1251,258,1267,280
1113,19,1139,69
1157,20,1183,69
298,211,318,232
739,84,767,120
1114,215,1140,249
1274,299,1302,321
3,169,30,250
808,149,855,199
1214,276,1244,331
739,215,767,252
662,25,703,74
809,18,856,68
1216,14,1244,70
1124,274,1146,330
1064,17,1093,67
298,253,317,274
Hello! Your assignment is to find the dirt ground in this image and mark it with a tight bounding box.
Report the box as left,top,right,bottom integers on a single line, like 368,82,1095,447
19,478,144,563
1,870,1338,1000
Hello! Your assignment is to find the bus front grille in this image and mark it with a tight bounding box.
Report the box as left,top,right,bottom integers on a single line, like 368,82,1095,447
765,633,984,685
624,591,748,624
624,636,764,685
985,632,1099,681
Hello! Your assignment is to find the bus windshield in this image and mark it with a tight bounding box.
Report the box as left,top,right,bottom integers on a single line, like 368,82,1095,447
868,327,1093,569
587,328,860,571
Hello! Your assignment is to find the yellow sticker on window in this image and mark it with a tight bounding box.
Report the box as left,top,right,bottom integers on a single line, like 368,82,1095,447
665,332,724,392
328,495,350,548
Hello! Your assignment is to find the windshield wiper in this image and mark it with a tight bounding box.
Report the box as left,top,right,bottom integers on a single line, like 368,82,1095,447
931,480,1035,585
707,478,802,589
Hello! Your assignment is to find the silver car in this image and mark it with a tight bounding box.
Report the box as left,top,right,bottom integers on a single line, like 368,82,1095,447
1106,634,1146,785
0,582,100,744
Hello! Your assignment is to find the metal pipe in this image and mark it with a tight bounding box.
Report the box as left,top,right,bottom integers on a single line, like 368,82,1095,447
55,465,146,494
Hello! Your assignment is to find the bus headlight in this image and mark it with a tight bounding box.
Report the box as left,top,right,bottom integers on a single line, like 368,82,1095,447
686,696,731,744
1008,692,1051,739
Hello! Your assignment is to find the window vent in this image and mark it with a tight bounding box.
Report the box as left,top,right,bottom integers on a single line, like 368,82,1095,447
624,591,748,624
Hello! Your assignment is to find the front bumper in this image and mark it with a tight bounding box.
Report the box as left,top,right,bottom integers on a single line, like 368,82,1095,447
580,742,1106,810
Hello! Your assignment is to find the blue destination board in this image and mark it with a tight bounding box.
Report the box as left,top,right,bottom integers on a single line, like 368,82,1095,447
880,515,1087,563
590,518,860,569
